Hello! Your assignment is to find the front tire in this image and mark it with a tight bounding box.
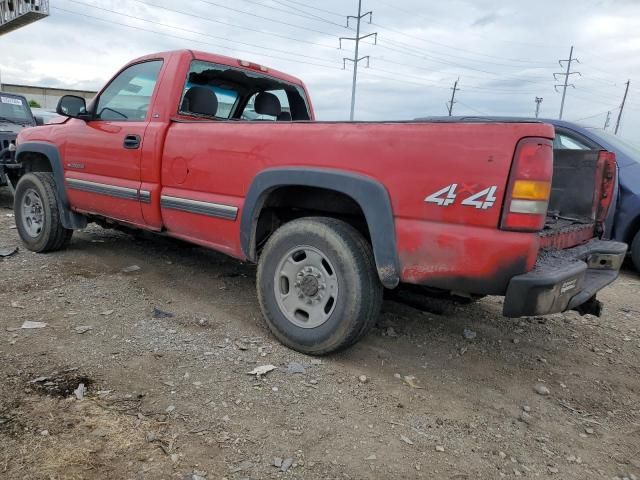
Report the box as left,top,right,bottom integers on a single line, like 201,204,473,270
14,173,73,253
257,217,383,355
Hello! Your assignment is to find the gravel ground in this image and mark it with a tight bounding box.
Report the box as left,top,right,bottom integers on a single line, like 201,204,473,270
0,187,639,480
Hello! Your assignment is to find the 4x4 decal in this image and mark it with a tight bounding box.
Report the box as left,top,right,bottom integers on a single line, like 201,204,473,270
425,184,498,210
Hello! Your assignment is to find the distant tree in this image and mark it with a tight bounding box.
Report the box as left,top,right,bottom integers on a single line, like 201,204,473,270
28,100,41,108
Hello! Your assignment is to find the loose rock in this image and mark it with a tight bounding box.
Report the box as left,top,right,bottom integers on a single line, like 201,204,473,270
21,321,48,329
533,383,551,396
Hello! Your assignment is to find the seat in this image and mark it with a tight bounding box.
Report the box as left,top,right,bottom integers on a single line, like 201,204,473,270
254,92,281,119
181,86,218,117
277,111,292,121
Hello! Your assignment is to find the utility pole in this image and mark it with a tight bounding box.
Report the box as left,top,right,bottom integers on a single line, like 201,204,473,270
446,78,460,116
604,111,611,130
554,46,581,120
614,80,630,135
340,0,377,121
535,97,543,118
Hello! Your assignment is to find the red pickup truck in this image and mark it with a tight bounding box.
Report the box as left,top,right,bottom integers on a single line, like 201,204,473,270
6,49,626,354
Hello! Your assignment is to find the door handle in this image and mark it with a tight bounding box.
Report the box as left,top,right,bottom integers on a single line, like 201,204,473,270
123,134,141,149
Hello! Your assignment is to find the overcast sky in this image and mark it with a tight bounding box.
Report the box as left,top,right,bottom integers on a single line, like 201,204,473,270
1,0,639,140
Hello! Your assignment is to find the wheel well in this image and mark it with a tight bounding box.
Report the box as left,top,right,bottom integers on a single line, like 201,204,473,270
19,152,52,173
253,186,371,255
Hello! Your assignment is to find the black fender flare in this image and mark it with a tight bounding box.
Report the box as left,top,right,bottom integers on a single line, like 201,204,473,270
15,142,87,229
240,167,400,288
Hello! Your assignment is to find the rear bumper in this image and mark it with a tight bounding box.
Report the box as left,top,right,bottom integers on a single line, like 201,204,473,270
503,239,627,317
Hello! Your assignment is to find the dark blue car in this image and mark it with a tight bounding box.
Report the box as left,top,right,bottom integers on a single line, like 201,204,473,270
543,119,640,271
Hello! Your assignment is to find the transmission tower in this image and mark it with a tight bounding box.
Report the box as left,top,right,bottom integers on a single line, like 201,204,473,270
554,46,581,120
339,0,377,121
535,97,543,118
615,80,630,135
446,78,460,116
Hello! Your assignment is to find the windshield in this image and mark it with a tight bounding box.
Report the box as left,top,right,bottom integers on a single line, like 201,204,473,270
590,129,640,162
0,95,32,124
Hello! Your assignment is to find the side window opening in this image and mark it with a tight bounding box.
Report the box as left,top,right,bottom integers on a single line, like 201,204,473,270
179,60,310,121
96,60,163,121
553,133,591,150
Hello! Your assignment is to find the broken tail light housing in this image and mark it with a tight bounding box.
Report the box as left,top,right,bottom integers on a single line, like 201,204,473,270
500,137,554,232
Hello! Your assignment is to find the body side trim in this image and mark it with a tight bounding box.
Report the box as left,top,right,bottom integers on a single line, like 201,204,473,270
66,178,139,201
160,195,238,220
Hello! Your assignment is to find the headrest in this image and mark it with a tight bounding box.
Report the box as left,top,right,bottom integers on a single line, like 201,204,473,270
255,92,281,117
181,86,218,116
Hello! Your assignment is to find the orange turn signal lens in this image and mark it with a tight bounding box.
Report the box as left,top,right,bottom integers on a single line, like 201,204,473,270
512,180,551,200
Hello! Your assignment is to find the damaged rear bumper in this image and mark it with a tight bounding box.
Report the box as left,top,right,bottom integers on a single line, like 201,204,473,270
503,239,627,317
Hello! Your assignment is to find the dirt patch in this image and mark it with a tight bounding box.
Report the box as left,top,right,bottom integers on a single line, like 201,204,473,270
29,371,95,398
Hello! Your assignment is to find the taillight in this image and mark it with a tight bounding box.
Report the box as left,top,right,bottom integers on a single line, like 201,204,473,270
500,137,554,232
594,150,616,226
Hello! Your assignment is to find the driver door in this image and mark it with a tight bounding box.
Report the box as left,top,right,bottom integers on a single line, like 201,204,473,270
63,60,163,226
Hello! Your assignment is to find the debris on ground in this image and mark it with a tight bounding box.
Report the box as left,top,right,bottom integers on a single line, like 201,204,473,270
153,307,175,319
21,321,48,329
435,445,445,452
463,328,477,340
121,264,141,273
400,435,414,445
100,309,115,316
358,375,369,384
403,375,422,389
247,365,277,378
74,326,93,334
280,458,293,473
74,383,86,400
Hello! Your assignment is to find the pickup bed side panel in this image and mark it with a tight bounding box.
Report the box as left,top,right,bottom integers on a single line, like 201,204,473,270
160,121,553,292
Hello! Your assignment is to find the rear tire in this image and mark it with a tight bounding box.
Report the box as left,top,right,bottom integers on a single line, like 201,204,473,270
14,173,73,253
631,230,640,273
257,217,383,355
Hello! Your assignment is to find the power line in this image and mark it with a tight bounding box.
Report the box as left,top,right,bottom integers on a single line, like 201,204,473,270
340,0,377,120
374,41,553,86
192,0,341,37
370,0,558,49
370,20,553,65
62,0,340,65
456,100,488,116
554,45,581,119
573,107,617,123
50,6,344,72
238,0,347,28
277,0,346,18
124,0,338,49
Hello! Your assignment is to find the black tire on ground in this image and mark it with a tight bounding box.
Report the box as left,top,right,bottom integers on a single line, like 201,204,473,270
632,230,640,273
14,172,73,253
257,217,383,355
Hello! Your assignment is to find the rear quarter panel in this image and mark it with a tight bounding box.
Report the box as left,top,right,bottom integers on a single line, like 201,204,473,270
160,121,553,292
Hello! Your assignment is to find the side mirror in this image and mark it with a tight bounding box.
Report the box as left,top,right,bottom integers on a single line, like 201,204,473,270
56,95,90,120
34,115,44,126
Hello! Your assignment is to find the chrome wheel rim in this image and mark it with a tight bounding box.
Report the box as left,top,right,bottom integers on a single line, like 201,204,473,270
274,245,339,329
21,188,44,238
